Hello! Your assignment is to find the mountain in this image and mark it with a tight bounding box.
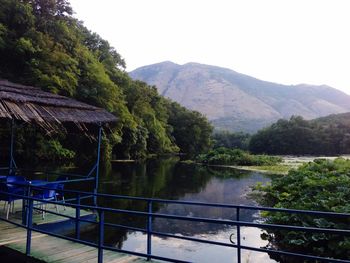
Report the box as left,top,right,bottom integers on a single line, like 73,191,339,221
130,61,350,133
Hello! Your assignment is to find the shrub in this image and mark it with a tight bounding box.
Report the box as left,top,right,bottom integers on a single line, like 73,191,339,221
196,147,282,166
36,139,75,162
254,158,350,261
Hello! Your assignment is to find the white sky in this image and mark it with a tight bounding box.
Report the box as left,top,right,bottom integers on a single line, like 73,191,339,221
69,0,350,94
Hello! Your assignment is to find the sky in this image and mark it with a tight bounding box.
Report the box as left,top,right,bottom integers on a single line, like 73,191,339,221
69,0,350,94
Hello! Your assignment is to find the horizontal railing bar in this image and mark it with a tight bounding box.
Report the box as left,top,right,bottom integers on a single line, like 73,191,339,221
149,213,350,235
151,232,350,262
64,195,94,203
28,177,94,187
15,169,89,179
152,230,236,248
30,226,98,248
17,214,343,263
13,184,350,218
91,193,350,217
104,222,146,233
1,199,350,262
31,206,78,221
2,190,350,235
74,217,97,224
73,216,149,233
3,180,349,219
0,215,26,228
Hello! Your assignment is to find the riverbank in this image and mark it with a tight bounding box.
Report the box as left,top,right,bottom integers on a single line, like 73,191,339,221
203,155,350,175
227,164,290,175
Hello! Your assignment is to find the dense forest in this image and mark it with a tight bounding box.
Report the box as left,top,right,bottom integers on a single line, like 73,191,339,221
249,114,350,155
213,114,350,156
212,131,250,150
0,0,212,163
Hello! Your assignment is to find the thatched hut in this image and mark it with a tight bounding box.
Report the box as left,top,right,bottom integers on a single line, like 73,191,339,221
0,79,117,192
0,79,117,131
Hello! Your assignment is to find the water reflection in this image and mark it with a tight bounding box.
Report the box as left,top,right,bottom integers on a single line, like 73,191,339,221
82,158,276,262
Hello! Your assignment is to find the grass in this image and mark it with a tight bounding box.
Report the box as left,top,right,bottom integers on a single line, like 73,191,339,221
241,164,291,174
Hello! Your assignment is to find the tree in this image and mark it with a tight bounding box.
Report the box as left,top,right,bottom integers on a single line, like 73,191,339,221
249,115,350,155
165,101,213,156
212,131,250,150
0,0,213,162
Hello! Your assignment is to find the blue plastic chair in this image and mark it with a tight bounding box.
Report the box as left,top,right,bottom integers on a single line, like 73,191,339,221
55,175,68,210
32,182,59,219
0,176,28,219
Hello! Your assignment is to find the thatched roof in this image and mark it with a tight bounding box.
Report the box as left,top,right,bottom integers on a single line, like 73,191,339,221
0,79,117,131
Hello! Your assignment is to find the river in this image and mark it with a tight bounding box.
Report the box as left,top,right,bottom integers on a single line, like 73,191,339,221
79,158,277,263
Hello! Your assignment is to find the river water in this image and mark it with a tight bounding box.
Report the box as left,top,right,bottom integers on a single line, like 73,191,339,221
80,158,277,263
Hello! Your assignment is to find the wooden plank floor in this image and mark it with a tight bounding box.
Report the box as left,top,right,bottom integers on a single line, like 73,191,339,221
1,199,93,225
0,201,151,263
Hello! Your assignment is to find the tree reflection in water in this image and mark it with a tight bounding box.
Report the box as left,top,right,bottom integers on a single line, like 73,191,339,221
79,158,274,262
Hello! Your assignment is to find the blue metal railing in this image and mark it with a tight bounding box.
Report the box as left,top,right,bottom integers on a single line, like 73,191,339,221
1,183,350,263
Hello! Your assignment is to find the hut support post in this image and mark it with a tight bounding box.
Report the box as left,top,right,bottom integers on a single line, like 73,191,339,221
9,119,17,175
94,124,102,206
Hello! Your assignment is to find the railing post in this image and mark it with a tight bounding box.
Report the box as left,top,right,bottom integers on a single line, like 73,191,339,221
147,200,153,261
26,198,33,256
236,207,241,263
98,210,104,263
94,124,102,206
9,118,15,175
22,184,31,225
75,194,81,240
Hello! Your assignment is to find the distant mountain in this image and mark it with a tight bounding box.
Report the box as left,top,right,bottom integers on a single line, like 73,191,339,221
130,61,350,132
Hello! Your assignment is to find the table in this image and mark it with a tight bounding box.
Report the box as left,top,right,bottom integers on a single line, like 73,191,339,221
29,180,48,186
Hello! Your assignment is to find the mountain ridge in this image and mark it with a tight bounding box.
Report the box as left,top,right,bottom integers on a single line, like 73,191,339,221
130,61,350,132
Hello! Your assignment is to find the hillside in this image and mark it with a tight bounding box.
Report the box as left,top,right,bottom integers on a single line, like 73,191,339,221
0,0,212,160
130,62,350,132
313,112,350,127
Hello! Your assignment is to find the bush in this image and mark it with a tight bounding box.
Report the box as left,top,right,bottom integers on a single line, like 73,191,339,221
36,139,75,162
196,147,282,166
254,158,350,261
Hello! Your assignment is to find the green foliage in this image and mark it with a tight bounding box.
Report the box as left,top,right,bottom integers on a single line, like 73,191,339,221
212,131,250,150
246,165,290,174
165,101,213,156
196,147,282,166
250,115,350,155
36,139,75,161
254,158,350,260
122,81,178,155
0,0,213,161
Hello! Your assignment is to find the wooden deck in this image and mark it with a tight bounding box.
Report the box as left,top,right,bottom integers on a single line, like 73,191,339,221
0,201,151,263
1,199,93,224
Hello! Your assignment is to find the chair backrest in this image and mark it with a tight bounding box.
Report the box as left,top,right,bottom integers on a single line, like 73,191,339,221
7,175,27,183
55,175,68,191
0,176,27,201
42,183,59,199
6,176,27,192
